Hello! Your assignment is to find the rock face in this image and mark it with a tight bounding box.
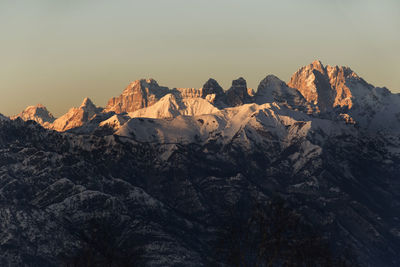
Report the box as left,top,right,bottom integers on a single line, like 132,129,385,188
173,87,202,98
11,104,55,126
225,77,252,106
51,97,102,132
288,60,369,112
201,78,224,98
288,60,400,132
105,79,169,113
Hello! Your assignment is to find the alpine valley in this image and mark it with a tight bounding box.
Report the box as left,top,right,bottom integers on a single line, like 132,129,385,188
1,61,400,266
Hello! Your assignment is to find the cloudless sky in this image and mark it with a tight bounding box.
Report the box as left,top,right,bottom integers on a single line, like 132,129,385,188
1,0,399,116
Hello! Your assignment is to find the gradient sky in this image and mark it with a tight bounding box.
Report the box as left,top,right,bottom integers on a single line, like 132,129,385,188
1,0,399,117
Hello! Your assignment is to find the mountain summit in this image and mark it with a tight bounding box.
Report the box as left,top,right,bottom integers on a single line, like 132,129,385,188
105,78,169,113
52,97,102,132
288,60,367,111
10,60,400,134
288,60,400,131
254,75,314,113
11,104,55,126
225,77,252,106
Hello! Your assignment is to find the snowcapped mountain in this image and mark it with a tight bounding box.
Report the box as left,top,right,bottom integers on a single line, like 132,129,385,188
98,114,129,131
10,60,399,136
11,104,55,126
127,93,220,119
118,102,348,148
51,97,103,132
288,60,400,132
0,61,399,266
254,75,315,113
288,60,367,111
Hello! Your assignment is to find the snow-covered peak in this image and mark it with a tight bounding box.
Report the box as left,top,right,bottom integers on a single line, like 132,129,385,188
11,104,55,126
288,60,369,111
128,93,220,119
51,98,102,132
288,60,400,132
99,114,129,131
117,100,350,146
254,75,313,113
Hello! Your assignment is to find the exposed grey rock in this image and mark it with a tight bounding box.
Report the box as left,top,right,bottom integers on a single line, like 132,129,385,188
225,77,252,106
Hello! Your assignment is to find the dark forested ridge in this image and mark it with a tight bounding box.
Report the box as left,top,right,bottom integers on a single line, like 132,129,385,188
0,119,399,266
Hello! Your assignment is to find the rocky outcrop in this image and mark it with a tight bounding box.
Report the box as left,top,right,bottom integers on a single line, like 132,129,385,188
11,104,55,126
225,77,252,106
173,88,202,98
201,78,224,98
200,78,226,107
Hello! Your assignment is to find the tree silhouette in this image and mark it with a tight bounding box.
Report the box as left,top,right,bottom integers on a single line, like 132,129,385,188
59,215,143,267
214,197,359,267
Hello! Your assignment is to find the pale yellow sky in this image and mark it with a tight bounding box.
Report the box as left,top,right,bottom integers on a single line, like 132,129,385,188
1,0,399,117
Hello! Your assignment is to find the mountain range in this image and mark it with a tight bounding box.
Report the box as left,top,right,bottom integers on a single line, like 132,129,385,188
1,60,400,266
8,60,400,135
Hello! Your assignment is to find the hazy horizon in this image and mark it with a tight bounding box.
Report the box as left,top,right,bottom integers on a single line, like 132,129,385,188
1,0,399,117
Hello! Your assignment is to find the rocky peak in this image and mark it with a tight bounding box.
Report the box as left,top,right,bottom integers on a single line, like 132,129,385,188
258,75,287,91
201,78,224,98
255,75,313,112
51,98,102,132
286,61,400,131
288,60,366,112
106,78,169,113
79,97,102,118
310,60,324,72
232,77,247,89
225,77,252,106
123,79,160,95
80,97,96,109
11,104,55,125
